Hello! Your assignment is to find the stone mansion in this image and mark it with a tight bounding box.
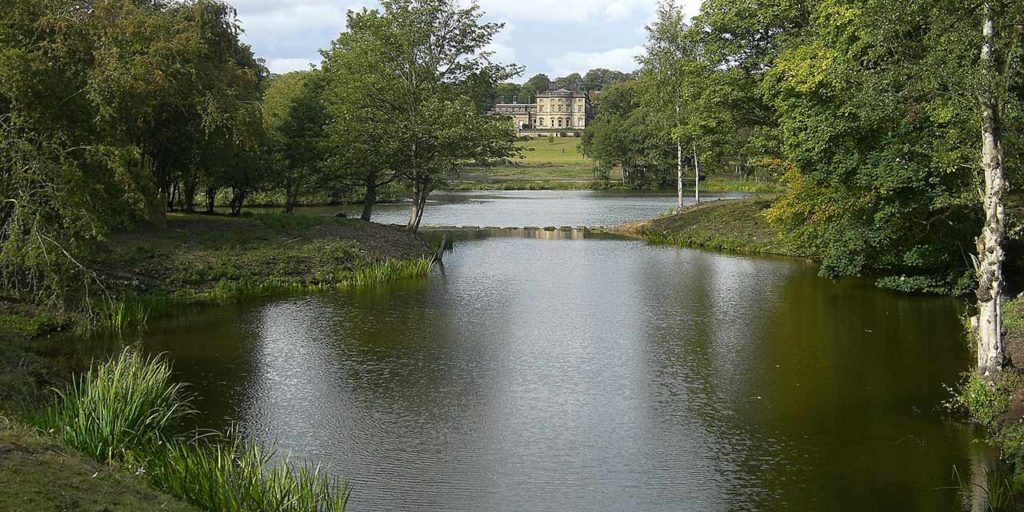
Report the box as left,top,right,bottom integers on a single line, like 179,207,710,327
491,89,589,133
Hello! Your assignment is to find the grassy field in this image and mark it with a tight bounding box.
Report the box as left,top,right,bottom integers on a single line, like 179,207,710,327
456,137,599,188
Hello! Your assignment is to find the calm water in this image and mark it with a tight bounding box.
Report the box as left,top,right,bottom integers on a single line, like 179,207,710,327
133,215,984,510
302,190,748,228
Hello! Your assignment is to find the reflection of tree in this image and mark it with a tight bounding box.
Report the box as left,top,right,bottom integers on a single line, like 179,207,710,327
634,248,795,509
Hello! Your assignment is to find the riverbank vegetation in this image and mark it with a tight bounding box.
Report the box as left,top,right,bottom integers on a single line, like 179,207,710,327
35,350,349,511
611,0,1023,491
640,198,798,258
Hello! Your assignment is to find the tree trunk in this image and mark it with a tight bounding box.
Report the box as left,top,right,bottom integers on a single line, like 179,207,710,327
205,187,217,214
361,179,377,222
183,180,197,212
284,181,297,214
406,178,429,233
693,145,701,204
677,141,684,209
230,188,246,217
975,2,1007,376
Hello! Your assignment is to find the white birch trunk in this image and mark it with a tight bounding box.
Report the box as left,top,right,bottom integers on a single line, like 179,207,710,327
676,102,683,209
975,2,1007,376
677,141,684,209
693,145,701,204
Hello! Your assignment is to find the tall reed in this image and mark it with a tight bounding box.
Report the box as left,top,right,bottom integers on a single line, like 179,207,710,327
37,349,349,511
143,432,349,512
37,349,190,462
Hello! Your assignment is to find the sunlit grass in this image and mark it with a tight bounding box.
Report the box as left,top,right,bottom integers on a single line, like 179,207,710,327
37,349,190,462
144,432,349,512
35,349,350,511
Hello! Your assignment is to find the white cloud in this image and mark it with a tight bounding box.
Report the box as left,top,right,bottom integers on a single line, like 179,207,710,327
546,46,644,77
471,0,656,23
265,57,319,74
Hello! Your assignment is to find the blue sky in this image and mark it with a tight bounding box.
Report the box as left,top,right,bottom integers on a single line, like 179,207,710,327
229,0,702,80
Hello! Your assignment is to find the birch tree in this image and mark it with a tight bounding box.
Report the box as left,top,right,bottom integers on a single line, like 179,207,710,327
642,1,690,208
974,0,1023,376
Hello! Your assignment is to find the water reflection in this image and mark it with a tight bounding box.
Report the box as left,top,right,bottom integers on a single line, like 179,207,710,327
294,190,748,228
139,236,979,511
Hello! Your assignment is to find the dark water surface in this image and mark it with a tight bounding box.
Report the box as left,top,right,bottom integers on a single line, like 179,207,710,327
136,226,982,511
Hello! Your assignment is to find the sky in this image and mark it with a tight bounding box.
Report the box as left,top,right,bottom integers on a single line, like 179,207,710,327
228,0,703,80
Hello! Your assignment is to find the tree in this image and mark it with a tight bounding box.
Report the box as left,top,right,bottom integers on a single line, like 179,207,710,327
0,0,267,309
519,73,552,103
322,0,520,232
582,68,629,92
974,0,1024,375
641,1,727,207
554,73,584,91
496,82,522,104
581,80,675,188
264,71,328,213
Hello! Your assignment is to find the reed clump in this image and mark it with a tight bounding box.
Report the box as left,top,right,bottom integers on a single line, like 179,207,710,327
36,349,349,511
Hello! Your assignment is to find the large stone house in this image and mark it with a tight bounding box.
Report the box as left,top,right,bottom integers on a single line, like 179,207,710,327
491,89,589,134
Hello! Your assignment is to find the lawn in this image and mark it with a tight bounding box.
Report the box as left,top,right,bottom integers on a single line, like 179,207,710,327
456,136,597,187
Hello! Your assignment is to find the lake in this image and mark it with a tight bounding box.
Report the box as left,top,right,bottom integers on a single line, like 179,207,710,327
134,191,982,511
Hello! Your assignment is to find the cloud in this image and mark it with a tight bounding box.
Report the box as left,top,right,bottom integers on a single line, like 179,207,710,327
471,0,657,23
546,46,645,77
265,57,319,74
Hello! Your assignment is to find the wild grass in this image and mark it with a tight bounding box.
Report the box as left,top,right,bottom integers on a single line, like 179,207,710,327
37,349,191,462
349,258,433,287
35,349,350,511
143,432,349,512
96,295,175,334
644,199,799,257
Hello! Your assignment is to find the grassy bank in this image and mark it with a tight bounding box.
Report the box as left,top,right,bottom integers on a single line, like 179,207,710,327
0,212,433,511
86,212,434,332
0,417,199,512
636,197,802,257
1,212,435,336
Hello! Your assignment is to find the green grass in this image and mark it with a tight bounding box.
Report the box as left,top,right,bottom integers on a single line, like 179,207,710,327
455,137,596,189
0,417,199,511
81,212,435,332
37,350,191,462
517,136,588,164
143,433,349,512
643,198,802,257
34,350,349,512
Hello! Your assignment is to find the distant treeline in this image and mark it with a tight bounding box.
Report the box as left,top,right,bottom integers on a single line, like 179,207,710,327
490,69,635,105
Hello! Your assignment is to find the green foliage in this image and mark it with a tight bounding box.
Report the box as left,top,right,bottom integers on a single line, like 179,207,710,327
35,350,349,511
581,80,675,189
0,0,267,310
263,70,330,212
142,433,349,512
947,372,1022,429
38,350,191,463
